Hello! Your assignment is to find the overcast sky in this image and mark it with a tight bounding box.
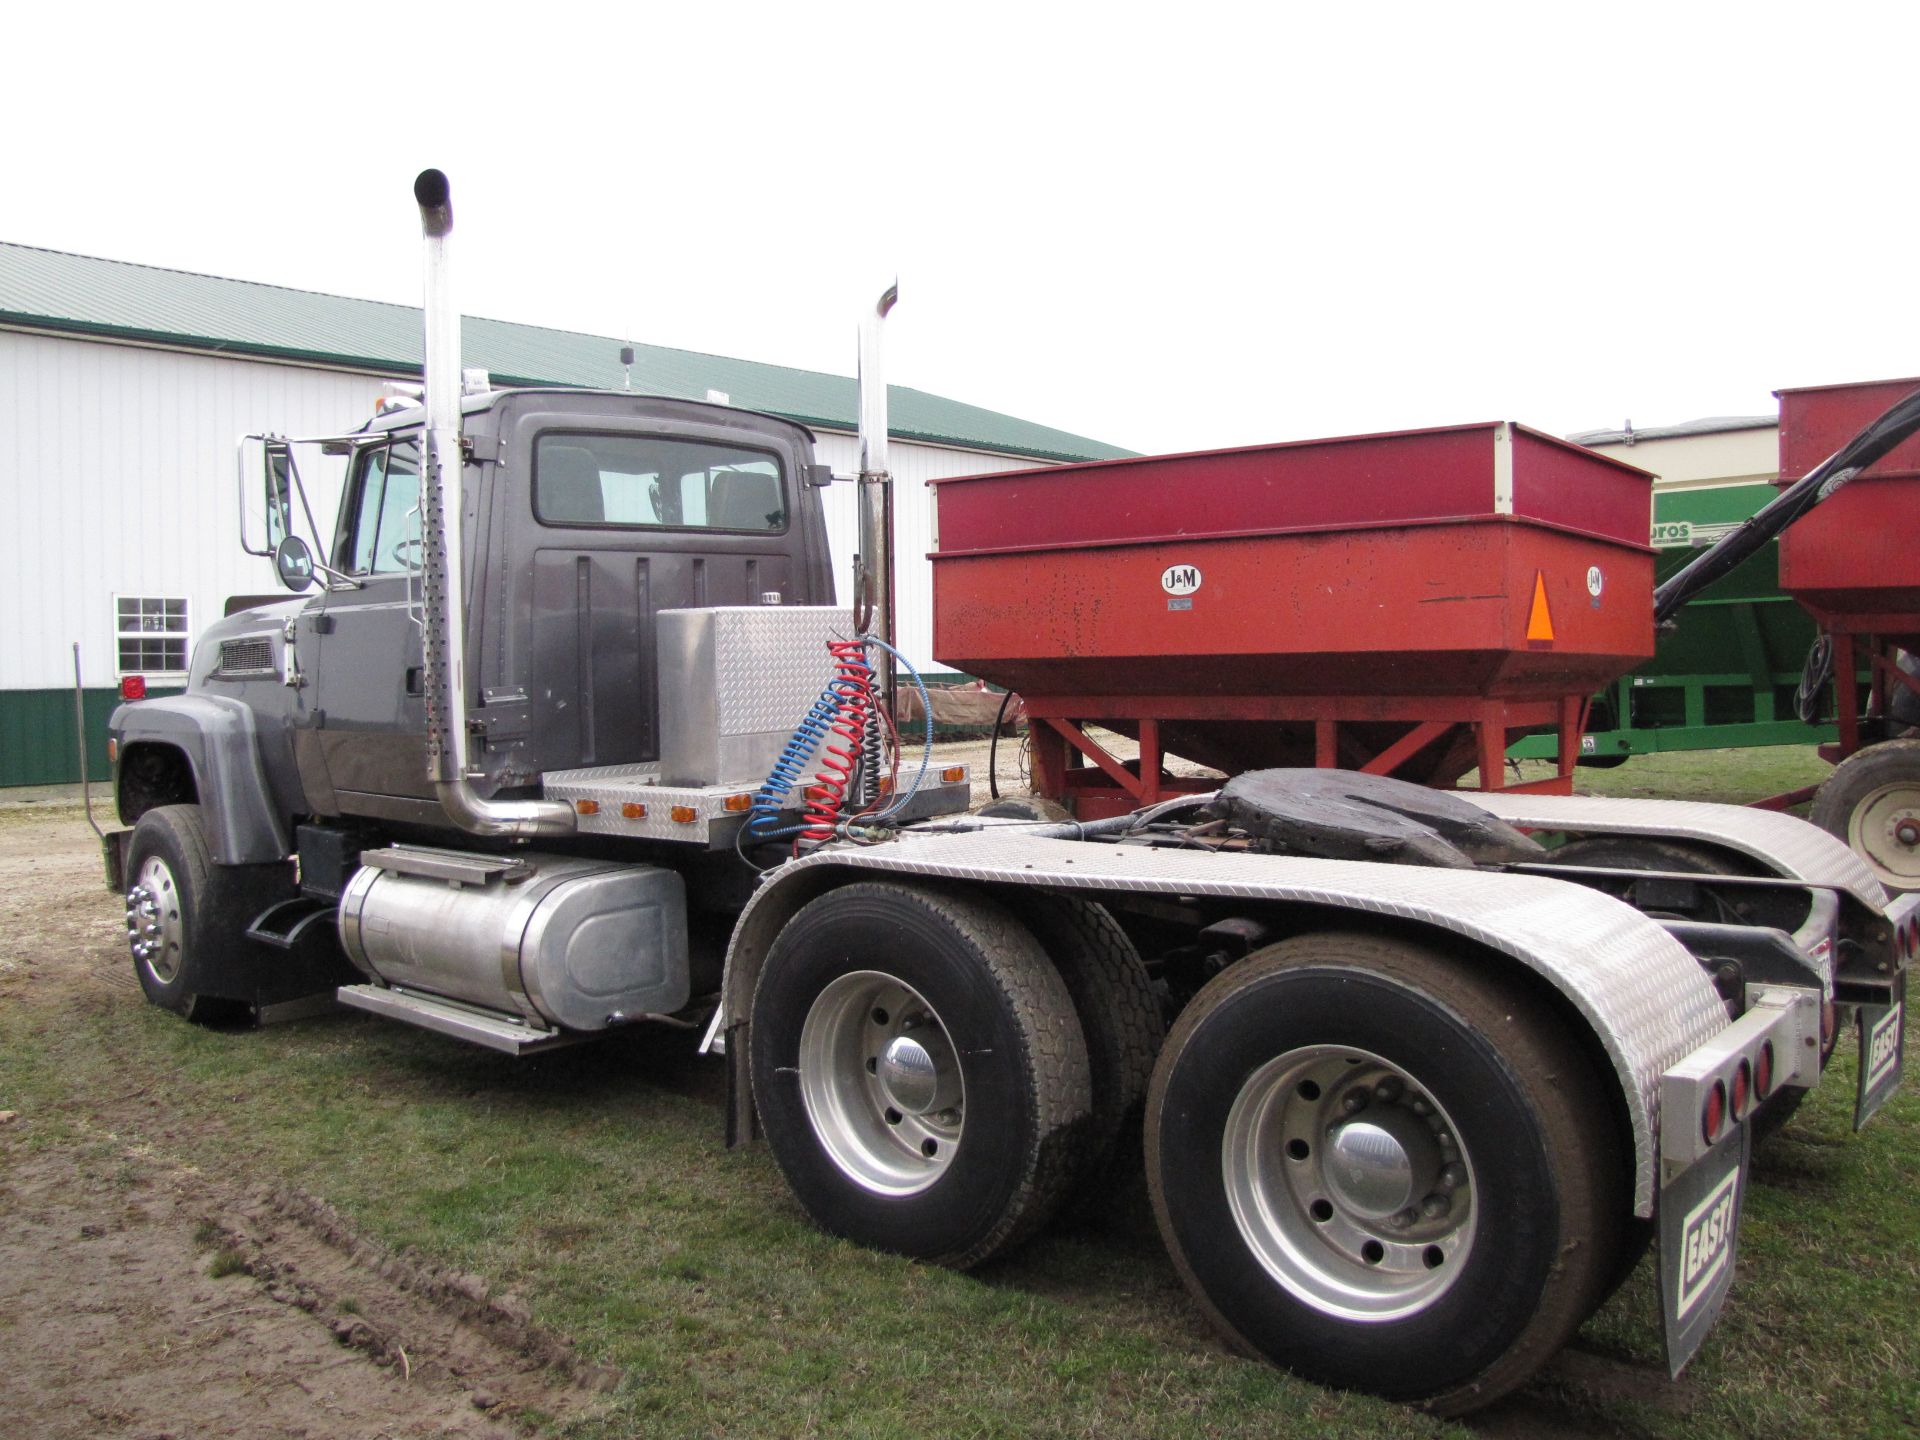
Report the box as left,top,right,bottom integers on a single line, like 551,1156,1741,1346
7,3,1916,456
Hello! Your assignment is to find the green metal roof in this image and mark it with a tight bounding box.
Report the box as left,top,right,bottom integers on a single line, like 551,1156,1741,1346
0,241,1132,465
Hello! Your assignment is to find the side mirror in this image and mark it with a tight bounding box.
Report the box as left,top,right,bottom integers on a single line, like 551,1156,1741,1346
264,442,294,548
273,535,316,592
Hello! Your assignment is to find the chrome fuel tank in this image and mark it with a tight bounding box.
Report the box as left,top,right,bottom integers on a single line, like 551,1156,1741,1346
339,847,689,1031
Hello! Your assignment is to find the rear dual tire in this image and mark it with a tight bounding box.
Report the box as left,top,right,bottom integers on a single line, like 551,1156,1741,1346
1146,933,1624,1415
749,882,1094,1268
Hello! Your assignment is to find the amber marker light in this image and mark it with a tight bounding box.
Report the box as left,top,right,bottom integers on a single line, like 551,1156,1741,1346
941,767,966,784
575,799,600,816
671,806,697,824
622,802,647,820
723,794,753,813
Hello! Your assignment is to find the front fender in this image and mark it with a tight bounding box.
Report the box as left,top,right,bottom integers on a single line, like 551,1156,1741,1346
111,695,290,863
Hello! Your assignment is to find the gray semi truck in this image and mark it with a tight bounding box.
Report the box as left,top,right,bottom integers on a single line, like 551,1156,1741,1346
102,170,1910,1416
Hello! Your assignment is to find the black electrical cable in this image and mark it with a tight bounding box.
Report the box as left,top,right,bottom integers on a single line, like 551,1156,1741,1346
987,689,1016,800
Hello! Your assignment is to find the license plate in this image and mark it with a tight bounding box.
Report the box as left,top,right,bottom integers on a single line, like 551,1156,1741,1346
1855,971,1906,1131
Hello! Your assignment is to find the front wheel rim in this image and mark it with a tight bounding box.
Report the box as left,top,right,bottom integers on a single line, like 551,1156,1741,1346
797,970,965,1196
1222,1045,1477,1321
125,855,185,985
1846,781,1920,888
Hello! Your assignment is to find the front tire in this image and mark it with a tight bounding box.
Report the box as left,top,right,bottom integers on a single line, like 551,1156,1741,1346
123,804,292,1024
749,882,1092,1268
1145,932,1623,1415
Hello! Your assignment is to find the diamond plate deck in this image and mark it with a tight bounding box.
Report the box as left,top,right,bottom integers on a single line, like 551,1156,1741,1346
732,829,1732,1215
1456,793,1886,908
543,761,969,846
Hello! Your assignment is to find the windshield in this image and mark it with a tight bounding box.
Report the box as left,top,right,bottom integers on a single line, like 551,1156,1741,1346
340,439,423,574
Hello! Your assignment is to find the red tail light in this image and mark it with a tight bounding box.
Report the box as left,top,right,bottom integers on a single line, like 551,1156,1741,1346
1702,1081,1727,1146
119,675,147,701
1731,1059,1752,1120
1755,1040,1775,1100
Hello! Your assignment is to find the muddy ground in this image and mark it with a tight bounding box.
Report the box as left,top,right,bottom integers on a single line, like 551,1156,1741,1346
0,795,1688,1439
0,803,610,1439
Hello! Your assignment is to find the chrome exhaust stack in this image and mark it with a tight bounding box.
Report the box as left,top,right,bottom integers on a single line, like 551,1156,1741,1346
855,282,899,721
413,169,574,839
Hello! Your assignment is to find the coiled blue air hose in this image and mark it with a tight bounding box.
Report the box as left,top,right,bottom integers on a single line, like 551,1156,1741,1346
743,635,935,842
745,679,856,841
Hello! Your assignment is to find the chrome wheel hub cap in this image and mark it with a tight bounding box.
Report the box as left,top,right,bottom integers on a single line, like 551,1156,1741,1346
798,971,965,1196
877,1028,959,1116
124,857,185,984
1222,1045,1476,1320
1323,1108,1441,1220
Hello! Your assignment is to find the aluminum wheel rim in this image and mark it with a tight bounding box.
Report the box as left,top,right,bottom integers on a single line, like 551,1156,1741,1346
1222,1044,1477,1321
797,970,965,1196
1846,781,1920,889
125,855,185,985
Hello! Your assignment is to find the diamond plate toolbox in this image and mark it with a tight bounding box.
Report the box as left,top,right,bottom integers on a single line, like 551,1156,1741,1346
657,606,855,786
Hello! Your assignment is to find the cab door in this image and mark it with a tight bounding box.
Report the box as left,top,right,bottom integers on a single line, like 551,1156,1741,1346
306,435,435,813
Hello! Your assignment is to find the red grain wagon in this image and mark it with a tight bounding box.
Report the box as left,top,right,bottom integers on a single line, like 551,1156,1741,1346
1774,377,1920,886
931,421,1655,818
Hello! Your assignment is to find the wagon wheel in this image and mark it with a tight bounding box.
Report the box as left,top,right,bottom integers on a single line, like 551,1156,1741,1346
1813,738,1920,894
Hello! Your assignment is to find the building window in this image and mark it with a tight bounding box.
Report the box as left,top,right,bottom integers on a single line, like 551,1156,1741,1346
115,595,191,677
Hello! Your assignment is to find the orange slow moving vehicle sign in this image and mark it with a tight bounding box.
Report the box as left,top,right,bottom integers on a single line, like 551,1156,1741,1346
1526,571,1555,647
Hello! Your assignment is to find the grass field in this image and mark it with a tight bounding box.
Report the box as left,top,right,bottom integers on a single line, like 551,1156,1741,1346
1,745,1914,1438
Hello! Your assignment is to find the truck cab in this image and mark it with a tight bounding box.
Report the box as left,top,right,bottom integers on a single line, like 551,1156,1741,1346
117,388,837,852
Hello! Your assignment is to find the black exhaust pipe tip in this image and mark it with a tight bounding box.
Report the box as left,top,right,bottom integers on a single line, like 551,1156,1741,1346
414,169,453,236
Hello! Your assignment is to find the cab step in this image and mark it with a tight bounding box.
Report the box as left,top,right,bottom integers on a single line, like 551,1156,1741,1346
334,984,579,1055
246,895,338,949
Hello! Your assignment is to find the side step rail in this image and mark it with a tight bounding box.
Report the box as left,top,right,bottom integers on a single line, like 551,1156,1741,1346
336,984,579,1056
246,895,339,950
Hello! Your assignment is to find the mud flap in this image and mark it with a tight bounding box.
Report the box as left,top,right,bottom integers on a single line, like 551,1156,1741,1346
1659,1124,1750,1378
1855,971,1906,1131
101,829,130,893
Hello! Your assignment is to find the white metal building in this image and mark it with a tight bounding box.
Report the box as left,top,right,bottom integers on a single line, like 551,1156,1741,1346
0,242,1129,786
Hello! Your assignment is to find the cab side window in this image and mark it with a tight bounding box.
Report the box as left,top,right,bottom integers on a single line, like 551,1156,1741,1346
338,441,423,575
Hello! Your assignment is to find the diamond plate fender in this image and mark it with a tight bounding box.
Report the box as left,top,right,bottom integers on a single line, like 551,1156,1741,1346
1457,793,1887,910
720,829,1730,1215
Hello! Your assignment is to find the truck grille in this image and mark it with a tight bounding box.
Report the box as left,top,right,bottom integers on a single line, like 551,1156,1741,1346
216,637,276,677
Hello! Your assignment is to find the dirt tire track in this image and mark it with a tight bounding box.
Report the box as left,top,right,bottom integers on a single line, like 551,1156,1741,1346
0,803,608,1438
